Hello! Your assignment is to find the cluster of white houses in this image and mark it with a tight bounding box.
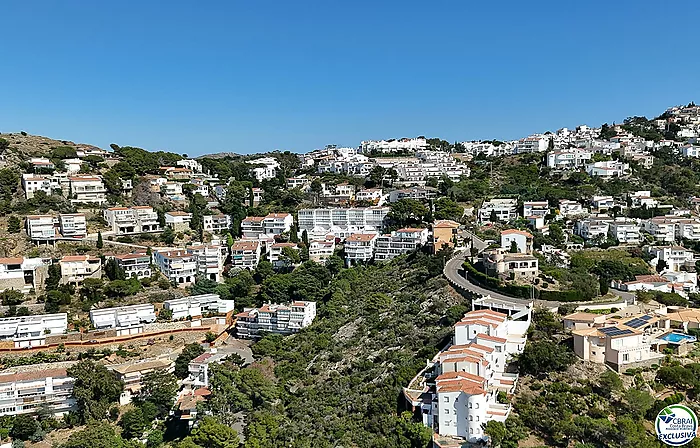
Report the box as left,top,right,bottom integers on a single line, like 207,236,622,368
234,301,317,338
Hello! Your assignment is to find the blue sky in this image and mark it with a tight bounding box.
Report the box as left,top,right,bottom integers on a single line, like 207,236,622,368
1,1,698,155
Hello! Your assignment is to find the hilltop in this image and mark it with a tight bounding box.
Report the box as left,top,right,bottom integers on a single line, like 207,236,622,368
0,132,103,169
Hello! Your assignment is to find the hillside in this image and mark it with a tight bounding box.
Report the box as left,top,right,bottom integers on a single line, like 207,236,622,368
0,132,102,168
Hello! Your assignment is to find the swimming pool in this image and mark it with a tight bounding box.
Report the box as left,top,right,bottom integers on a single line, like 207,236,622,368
660,333,697,344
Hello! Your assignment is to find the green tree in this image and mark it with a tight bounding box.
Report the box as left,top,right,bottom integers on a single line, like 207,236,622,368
119,408,147,439
146,429,163,448
325,255,344,277
518,340,575,376
45,263,61,291
191,417,239,448
161,227,175,245
174,343,205,378
104,258,126,281
433,197,464,221
140,369,178,417
80,278,104,303
254,261,274,284
10,415,38,441
395,411,431,448
60,422,126,448
389,199,428,227
7,215,20,233
0,290,24,306
483,420,507,447
96,232,103,249
67,360,124,423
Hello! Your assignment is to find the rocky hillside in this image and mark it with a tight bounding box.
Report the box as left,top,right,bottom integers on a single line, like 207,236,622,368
0,132,102,168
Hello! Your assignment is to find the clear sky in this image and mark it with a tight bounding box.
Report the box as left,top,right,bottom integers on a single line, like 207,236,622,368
1,1,699,155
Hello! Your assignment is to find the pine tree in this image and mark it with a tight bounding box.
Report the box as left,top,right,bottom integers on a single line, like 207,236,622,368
7,216,20,234
290,225,299,243
96,232,103,249
301,230,309,247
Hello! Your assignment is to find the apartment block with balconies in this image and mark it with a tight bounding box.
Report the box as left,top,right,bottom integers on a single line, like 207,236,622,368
374,228,429,261
235,301,316,339
0,363,76,417
69,176,107,204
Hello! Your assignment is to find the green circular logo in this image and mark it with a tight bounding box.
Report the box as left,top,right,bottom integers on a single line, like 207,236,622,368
656,404,698,446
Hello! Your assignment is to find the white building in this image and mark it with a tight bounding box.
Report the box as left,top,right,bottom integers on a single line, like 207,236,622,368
59,255,101,286
546,148,593,169
643,217,679,243
575,218,612,241
374,228,429,261
558,200,587,218
298,207,390,240
0,257,49,294
249,157,280,181
608,218,642,244
500,229,533,254
629,191,658,208
163,294,235,320
388,187,438,203
241,213,293,238
89,304,157,334
308,237,336,262
230,240,261,270
522,201,549,219
405,308,529,444
22,174,60,199
478,199,518,224
235,301,317,338
0,363,76,416
355,188,383,203
0,313,68,348
26,214,87,242
344,233,378,265
109,252,152,280
104,206,162,235
585,161,630,178
514,135,549,154
177,159,203,173
69,175,107,204
591,196,616,211
165,211,192,232
153,249,198,287
188,243,227,282
186,348,239,388
647,246,696,272
203,214,232,234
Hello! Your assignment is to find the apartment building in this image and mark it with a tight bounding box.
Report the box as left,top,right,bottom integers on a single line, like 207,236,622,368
388,187,438,203
203,214,232,234
186,348,240,388
345,233,378,265
0,363,76,417
269,242,299,269
161,167,193,180
297,207,390,240
230,240,261,270
163,294,235,320
432,220,460,252
249,157,280,181
0,313,68,348
483,249,539,281
0,257,49,294
286,175,311,190
165,211,192,232
22,174,60,199
241,213,293,238
69,176,107,204
585,161,630,178
188,243,227,282
59,255,101,286
26,214,88,242
89,304,157,334
177,159,203,173
104,206,161,235
108,252,152,280
235,301,317,339
374,228,429,261
478,198,518,224
316,153,375,176
500,229,533,254
162,182,183,196
110,358,174,405
629,190,658,208
355,188,383,203
153,249,198,286
308,237,336,262
591,195,616,211
546,148,593,169
405,308,530,444
514,135,549,153
608,218,642,244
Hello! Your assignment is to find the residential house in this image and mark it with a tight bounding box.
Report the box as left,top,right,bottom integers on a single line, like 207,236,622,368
26,214,87,242
388,187,438,203
104,206,161,235
203,214,231,234
108,252,152,279
59,255,101,286
432,220,460,252
483,249,539,281
500,229,533,254
355,188,383,203
188,243,227,282
647,246,696,272
591,196,615,212
59,214,87,238
478,199,518,224
558,200,587,218
69,176,107,204
269,242,299,269
110,358,174,405
89,304,157,334
152,249,198,286
0,313,68,348
546,148,593,169
308,236,336,262
249,157,280,181
235,301,317,338
163,294,235,320
608,218,641,244
0,258,49,294
585,161,630,178
165,211,192,232
629,191,658,208
522,201,549,219
563,312,608,331
22,174,60,199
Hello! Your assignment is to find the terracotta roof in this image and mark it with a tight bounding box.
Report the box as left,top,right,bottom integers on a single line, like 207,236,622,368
433,220,460,228
476,333,507,343
166,211,191,217
70,176,101,181
0,257,24,265
0,368,69,383
501,229,533,238
271,242,298,248
61,255,99,262
265,213,291,219
346,233,378,242
231,240,260,251
563,312,604,322
242,216,265,223
396,228,425,233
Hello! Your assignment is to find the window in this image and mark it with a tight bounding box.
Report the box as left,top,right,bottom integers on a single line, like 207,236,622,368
443,396,449,403
469,429,473,435
468,403,472,409
475,403,479,409
444,409,449,414
623,353,629,362
469,416,473,421
476,416,479,422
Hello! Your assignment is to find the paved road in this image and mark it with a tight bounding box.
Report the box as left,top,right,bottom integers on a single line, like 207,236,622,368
444,252,521,302
459,230,489,252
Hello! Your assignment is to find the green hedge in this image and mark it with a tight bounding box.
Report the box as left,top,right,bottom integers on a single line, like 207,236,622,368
462,261,591,303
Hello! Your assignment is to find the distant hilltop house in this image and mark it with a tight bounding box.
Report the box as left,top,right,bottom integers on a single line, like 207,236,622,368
359,137,428,153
